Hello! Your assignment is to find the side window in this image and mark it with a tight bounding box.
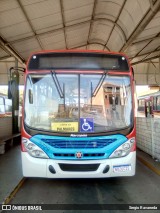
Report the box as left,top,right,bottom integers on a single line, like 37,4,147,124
5,99,12,114
153,97,157,110
142,100,145,111
157,96,160,110
138,100,141,111
138,99,145,111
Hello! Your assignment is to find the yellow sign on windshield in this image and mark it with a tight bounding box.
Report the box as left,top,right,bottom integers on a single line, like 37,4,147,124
51,122,78,132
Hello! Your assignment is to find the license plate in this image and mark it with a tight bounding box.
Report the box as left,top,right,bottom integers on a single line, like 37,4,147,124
113,164,131,173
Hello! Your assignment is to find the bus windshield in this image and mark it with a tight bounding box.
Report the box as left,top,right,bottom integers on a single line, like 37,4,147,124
25,73,132,133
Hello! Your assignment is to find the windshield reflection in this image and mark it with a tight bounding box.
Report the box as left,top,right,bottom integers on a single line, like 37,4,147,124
25,74,132,133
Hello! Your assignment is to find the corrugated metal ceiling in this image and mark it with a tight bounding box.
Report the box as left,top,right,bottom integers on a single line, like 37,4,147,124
0,0,160,85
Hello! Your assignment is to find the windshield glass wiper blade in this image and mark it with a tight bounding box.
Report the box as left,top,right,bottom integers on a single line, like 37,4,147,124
51,70,64,98
92,70,108,97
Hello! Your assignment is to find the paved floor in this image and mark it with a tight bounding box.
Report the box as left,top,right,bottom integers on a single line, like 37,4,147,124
0,144,160,213
137,148,160,175
2,161,160,213
0,144,22,204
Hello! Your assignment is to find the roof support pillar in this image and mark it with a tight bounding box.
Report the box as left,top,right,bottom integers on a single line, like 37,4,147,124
11,59,20,134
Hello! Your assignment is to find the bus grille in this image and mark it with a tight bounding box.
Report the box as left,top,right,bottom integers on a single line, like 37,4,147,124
41,138,116,149
59,163,100,172
54,153,105,157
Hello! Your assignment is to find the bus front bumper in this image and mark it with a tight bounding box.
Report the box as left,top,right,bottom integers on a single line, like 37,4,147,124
21,151,136,178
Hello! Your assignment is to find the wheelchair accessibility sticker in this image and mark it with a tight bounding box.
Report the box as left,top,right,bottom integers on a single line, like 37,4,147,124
80,118,94,132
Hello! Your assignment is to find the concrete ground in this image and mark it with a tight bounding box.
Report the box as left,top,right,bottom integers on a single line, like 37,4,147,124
0,144,22,204
0,144,160,213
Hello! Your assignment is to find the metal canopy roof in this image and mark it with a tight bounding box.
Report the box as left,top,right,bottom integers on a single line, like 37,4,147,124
0,0,160,85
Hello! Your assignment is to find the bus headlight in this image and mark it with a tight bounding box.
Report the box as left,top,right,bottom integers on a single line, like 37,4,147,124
109,138,135,159
22,137,49,159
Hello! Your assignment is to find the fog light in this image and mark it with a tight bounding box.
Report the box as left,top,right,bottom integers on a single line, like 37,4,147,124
49,165,56,174
103,165,110,174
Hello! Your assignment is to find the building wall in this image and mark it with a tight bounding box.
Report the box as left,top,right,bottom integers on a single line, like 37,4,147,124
0,117,12,139
136,117,160,160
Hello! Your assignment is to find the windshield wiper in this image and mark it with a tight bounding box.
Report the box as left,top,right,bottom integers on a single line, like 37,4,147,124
92,70,108,97
51,71,64,98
